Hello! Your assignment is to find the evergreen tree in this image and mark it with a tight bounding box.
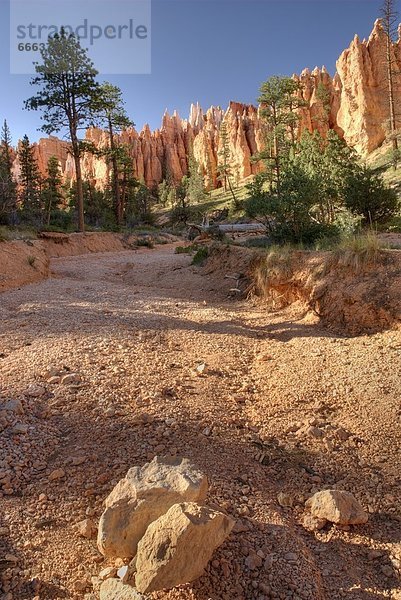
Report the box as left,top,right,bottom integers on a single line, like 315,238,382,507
93,83,133,226
42,155,64,225
18,134,42,221
314,81,331,128
381,0,400,168
0,120,17,224
295,130,358,223
255,76,307,193
246,164,322,244
25,28,101,232
158,179,170,206
217,120,238,206
185,153,207,204
344,166,399,225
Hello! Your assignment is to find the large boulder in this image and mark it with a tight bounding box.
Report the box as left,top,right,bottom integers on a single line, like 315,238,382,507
97,456,208,558
135,502,235,594
99,578,144,600
305,490,368,525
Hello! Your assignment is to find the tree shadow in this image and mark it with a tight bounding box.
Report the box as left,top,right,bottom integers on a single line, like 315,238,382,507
4,402,400,599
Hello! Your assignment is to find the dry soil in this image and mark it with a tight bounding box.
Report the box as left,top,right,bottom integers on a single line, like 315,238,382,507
0,244,400,600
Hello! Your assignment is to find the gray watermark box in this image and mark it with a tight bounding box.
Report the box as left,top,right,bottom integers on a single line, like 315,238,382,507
10,0,151,74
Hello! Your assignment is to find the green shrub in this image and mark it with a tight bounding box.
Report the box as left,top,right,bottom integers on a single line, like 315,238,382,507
191,246,209,265
175,245,197,254
136,237,154,249
344,166,399,225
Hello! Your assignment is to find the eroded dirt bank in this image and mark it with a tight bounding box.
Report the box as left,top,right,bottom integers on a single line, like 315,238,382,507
205,244,401,334
0,246,400,600
0,232,177,293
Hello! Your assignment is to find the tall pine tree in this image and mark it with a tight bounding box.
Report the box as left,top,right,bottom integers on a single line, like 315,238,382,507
25,28,100,232
381,0,400,168
18,134,42,222
42,155,64,225
256,76,307,194
217,120,238,206
93,83,133,226
0,120,17,224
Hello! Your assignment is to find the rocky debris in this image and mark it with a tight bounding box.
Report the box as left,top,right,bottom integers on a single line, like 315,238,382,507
135,502,235,594
99,578,144,599
0,393,59,496
305,490,368,525
302,514,328,532
97,456,208,558
1,244,400,600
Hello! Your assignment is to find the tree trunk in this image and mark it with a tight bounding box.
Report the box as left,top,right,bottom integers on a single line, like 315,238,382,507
108,118,122,226
386,33,399,168
71,135,85,232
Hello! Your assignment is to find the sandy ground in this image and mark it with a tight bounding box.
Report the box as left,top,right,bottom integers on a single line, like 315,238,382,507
0,244,400,600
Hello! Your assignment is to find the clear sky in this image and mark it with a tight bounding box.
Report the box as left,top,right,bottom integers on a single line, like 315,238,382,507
0,0,384,143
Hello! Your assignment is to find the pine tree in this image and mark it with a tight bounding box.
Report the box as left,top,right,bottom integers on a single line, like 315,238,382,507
217,120,238,206
25,28,101,232
255,76,307,193
42,155,64,225
18,134,42,221
93,83,133,226
0,120,17,224
381,0,400,168
185,153,207,203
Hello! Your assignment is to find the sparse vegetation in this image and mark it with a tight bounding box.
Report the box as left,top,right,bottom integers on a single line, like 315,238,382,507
330,232,383,272
191,246,209,265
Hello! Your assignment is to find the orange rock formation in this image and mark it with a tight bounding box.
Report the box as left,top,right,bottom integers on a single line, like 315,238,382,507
19,20,401,189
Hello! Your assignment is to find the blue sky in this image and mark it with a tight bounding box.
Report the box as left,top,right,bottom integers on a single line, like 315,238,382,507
0,0,384,143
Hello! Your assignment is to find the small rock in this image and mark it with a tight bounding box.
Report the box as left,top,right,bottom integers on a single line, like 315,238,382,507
98,567,118,581
74,580,88,592
24,384,46,398
284,552,298,563
277,492,293,508
75,519,96,539
61,373,81,385
305,490,368,525
4,399,24,415
48,468,65,481
306,426,324,439
195,363,207,375
5,554,18,564
245,549,263,570
12,423,28,435
335,427,350,441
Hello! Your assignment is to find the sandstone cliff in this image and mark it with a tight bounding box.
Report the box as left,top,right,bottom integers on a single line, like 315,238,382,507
23,20,401,190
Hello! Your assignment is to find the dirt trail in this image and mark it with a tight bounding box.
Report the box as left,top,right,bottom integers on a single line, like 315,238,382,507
0,245,400,600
